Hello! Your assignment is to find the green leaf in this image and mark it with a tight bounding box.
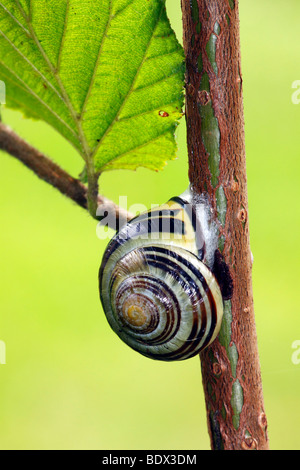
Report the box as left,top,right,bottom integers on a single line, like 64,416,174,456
0,0,185,172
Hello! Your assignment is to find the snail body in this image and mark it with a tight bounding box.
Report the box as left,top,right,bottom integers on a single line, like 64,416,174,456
99,192,224,361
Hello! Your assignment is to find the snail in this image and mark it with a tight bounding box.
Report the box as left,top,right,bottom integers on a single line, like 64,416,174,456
98,189,230,361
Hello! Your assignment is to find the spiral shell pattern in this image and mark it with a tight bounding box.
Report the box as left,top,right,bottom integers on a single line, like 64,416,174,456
99,196,224,361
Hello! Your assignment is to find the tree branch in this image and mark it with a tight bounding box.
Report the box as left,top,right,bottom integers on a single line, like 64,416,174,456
181,0,269,450
0,122,132,228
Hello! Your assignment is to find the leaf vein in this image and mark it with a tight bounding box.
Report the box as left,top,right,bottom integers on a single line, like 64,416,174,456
134,69,183,93
0,61,78,139
90,2,165,159
0,2,30,35
0,27,65,101
101,130,174,170
56,0,70,72
145,47,183,62
112,0,137,19
15,0,92,159
79,0,112,122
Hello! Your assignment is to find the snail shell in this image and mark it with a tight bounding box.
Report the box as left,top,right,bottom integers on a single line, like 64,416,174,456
99,194,224,361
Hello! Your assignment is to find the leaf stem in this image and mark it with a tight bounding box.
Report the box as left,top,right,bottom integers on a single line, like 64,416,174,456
86,163,100,219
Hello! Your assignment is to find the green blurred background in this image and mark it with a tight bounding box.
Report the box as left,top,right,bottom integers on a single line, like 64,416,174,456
0,0,300,450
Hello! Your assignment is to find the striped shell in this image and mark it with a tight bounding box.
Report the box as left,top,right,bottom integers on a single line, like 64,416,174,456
99,196,223,361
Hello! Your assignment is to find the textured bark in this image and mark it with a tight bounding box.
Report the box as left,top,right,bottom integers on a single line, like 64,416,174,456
181,0,269,450
0,122,132,227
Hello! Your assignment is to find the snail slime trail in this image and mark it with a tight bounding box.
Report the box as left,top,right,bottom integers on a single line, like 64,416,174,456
99,187,229,361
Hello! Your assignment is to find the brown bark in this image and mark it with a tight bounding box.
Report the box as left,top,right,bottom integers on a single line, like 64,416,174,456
181,0,269,450
0,122,132,228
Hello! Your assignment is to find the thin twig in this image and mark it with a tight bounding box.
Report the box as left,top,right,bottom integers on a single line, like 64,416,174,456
0,122,132,228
